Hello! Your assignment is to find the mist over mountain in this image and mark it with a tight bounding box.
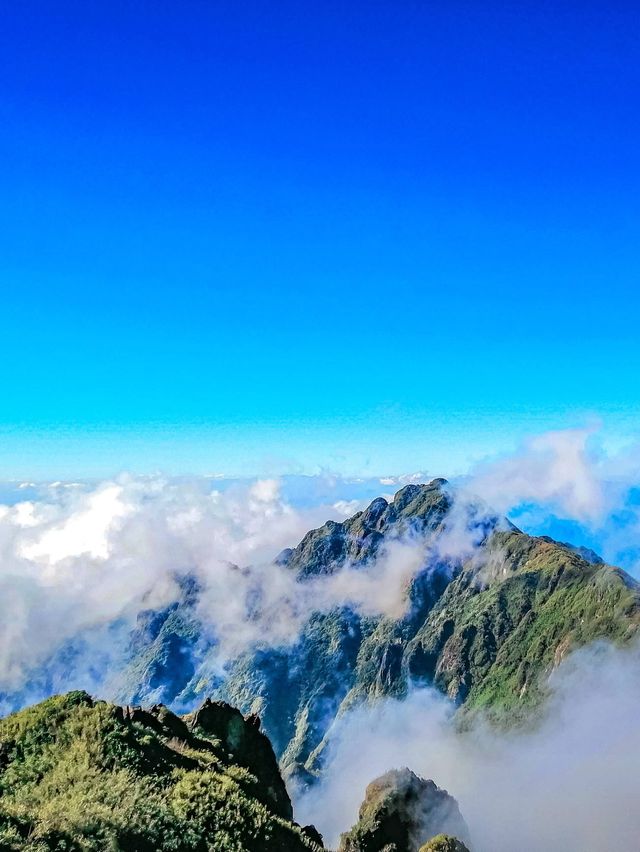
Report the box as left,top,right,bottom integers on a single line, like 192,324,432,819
104,477,638,785
1,430,640,849
0,690,478,851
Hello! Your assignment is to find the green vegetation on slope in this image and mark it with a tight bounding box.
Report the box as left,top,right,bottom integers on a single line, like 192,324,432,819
418,836,470,852
405,531,640,721
110,481,640,779
0,691,322,852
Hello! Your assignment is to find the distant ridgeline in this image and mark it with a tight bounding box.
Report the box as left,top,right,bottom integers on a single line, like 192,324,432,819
64,482,640,783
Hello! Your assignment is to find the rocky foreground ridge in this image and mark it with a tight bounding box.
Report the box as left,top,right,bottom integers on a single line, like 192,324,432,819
0,691,468,851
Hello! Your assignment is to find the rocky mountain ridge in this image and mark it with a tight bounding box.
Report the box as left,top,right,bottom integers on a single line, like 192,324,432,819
218,481,640,778
0,690,322,851
111,479,639,783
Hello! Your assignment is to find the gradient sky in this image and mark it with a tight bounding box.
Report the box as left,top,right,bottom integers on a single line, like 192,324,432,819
1,1,639,477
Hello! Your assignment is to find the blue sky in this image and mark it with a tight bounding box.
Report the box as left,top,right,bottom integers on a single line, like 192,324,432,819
1,1,639,477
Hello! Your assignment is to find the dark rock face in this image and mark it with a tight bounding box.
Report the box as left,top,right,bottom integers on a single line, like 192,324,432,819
187,698,293,820
301,824,325,846
339,768,469,852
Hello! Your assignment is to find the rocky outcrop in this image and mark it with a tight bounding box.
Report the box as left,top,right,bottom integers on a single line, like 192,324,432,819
279,481,455,578
186,697,293,820
339,767,469,852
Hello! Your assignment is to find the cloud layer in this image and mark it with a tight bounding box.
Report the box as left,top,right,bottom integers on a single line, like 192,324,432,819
463,426,640,573
0,474,451,703
0,426,638,849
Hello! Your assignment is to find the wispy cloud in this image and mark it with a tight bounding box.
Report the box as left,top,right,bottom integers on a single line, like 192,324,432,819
296,642,640,852
461,426,640,572
0,424,638,707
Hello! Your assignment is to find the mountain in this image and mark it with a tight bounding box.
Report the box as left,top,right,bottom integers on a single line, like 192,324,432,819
216,481,640,776
115,480,640,780
0,690,323,851
1,480,637,850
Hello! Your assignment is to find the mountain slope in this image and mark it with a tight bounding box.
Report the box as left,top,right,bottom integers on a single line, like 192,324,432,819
0,691,322,851
404,528,638,716
217,481,640,776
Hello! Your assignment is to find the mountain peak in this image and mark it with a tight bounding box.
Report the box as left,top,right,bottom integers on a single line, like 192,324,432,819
283,479,454,578
391,478,449,510
216,483,640,773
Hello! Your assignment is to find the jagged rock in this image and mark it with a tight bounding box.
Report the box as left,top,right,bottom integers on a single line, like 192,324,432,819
187,697,293,820
301,824,325,846
284,480,453,579
339,768,469,852
419,835,470,852
149,702,191,739
361,496,389,529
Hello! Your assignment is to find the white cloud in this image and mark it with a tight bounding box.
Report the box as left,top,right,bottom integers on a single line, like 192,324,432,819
460,426,640,574
464,427,606,522
21,484,132,563
248,478,281,503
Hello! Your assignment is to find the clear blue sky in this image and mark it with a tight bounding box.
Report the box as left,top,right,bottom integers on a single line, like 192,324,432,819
1,1,639,478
